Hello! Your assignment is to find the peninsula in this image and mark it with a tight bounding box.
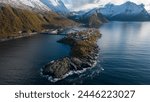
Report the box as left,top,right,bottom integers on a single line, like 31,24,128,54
42,29,101,79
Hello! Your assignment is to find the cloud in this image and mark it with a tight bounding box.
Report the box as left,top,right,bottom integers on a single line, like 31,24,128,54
62,0,95,8
61,0,102,11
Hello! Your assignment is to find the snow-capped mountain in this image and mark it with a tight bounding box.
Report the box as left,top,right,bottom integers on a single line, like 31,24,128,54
0,0,76,39
70,1,150,21
0,0,70,15
98,1,150,21
41,0,70,15
0,0,50,11
62,0,150,13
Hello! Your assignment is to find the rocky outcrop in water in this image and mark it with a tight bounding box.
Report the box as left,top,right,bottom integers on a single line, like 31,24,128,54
42,29,101,78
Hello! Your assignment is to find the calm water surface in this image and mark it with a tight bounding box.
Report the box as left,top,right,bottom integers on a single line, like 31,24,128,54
0,22,150,85
0,35,70,84
97,22,150,85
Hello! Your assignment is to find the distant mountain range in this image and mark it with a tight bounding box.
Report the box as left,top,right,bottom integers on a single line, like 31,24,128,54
1,1,150,22
0,0,108,39
99,1,150,21
1,0,150,39
61,0,150,13
69,1,150,21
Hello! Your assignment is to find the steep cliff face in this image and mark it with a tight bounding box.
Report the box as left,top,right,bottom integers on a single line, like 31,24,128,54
0,4,75,39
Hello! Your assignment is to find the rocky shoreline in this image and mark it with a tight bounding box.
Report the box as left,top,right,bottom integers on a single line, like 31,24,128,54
42,29,101,79
0,27,74,42
0,32,38,42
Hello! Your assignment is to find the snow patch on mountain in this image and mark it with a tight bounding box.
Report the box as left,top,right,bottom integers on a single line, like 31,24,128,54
62,0,150,14
0,0,70,15
41,0,70,15
100,2,140,16
0,0,50,11
99,2,148,17
98,1,150,21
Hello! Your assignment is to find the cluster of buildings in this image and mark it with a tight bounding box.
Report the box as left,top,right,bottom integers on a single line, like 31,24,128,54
67,29,97,41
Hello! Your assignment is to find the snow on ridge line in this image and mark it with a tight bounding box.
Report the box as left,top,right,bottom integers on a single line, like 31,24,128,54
0,0,50,11
99,1,148,17
0,0,70,15
40,0,70,15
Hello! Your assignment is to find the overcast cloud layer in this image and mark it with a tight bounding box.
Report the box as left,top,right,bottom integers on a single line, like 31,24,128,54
61,0,150,11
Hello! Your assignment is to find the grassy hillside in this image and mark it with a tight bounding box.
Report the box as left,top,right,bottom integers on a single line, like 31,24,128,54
80,12,108,27
88,13,108,27
0,4,76,39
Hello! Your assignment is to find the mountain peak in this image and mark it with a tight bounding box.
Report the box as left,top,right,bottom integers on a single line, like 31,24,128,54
124,1,134,5
123,1,144,7
99,1,150,21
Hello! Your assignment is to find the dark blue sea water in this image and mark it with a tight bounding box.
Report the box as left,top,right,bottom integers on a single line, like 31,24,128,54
97,21,150,85
0,35,70,85
0,22,150,85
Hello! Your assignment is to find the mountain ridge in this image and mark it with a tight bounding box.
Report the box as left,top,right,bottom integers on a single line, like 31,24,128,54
75,1,150,21
0,0,50,11
41,0,70,16
0,3,76,39
0,0,70,15
99,1,150,21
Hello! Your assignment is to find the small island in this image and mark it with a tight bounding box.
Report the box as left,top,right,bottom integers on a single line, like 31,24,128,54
42,29,101,79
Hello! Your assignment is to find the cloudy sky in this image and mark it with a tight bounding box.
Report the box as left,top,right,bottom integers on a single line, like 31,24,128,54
61,0,150,11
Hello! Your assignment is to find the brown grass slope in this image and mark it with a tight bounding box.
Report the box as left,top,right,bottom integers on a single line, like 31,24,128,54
0,4,76,39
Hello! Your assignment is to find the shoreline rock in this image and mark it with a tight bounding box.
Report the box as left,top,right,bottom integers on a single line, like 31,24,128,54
42,29,101,79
